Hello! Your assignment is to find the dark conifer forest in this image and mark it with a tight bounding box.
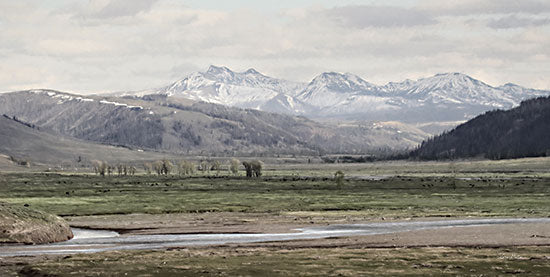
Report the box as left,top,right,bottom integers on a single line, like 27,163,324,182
410,96,550,160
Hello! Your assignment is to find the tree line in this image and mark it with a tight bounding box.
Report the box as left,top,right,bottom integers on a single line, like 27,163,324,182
91,158,262,177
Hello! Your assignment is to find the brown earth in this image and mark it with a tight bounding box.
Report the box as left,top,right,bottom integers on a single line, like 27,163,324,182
0,203,73,244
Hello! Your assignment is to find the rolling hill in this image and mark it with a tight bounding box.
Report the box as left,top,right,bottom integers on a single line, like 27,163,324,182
0,114,175,168
0,90,429,156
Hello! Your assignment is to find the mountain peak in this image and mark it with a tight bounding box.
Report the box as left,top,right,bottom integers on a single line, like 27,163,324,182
206,65,233,75
244,68,261,75
311,72,350,84
434,72,468,77
309,72,376,92
419,72,487,88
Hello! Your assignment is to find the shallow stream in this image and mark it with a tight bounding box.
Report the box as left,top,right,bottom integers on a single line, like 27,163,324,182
1,218,549,257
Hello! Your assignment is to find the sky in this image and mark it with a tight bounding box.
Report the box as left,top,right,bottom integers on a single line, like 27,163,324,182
1,0,549,93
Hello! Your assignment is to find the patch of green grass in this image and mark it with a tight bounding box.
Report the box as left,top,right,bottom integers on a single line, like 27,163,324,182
0,173,549,218
266,157,550,178
21,246,550,276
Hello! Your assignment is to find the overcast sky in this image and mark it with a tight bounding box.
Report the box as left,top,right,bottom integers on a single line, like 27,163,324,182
1,0,549,93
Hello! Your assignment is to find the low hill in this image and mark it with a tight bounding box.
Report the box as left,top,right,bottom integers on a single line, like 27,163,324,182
0,202,73,244
0,115,175,168
0,90,428,155
410,96,550,160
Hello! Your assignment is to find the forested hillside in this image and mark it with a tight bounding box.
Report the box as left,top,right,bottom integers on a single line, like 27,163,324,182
410,96,550,160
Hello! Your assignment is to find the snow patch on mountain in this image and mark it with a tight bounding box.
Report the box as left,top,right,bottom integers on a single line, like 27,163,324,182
157,65,305,112
139,66,550,123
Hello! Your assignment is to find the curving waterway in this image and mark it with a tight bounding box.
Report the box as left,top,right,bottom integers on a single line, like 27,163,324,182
1,218,549,257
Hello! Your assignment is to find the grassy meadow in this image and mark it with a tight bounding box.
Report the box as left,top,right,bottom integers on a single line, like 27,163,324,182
0,171,549,218
1,157,550,276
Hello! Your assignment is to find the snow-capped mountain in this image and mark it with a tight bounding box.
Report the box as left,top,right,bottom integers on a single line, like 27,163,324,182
144,66,550,123
156,65,305,112
296,72,381,107
388,73,516,107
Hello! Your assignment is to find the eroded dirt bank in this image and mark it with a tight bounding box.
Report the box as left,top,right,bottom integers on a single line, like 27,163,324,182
0,203,73,244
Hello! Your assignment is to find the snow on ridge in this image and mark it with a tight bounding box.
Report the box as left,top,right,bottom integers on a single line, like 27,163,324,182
98,99,143,110
30,89,97,103
111,67,550,121
75,96,94,102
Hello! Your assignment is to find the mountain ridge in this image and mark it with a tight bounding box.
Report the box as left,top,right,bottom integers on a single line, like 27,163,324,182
138,66,550,123
409,96,550,160
0,113,175,167
0,90,429,156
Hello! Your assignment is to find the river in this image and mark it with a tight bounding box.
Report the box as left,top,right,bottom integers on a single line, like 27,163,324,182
1,218,549,257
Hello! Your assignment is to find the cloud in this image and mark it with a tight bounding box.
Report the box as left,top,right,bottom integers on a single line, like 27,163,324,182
0,0,549,93
420,0,550,16
487,15,550,29
324,5,437,28
91,0,159,19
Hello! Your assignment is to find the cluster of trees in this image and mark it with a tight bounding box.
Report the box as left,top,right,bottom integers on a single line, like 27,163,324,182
3,114,39,130
178,160,195,175
409,96,550,160
132,158,262,177
321,155,377,163
8,155,30,167
92,161,137,176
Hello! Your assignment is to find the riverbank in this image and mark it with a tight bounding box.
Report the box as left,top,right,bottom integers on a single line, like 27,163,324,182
0,203,73,244
2,218,550,276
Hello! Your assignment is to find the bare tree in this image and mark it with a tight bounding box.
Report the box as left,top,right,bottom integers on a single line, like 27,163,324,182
153,161,163,175
144,162,153,175
211,160,221,175
229,158,240,176
100,162,108,176
129,166,136,176
242,161,252,177
199,161,209,175
334,170,345,187
178,160,195,176
92,160,108,177
242,160,262,177
161,160,173,175
92,160,101,175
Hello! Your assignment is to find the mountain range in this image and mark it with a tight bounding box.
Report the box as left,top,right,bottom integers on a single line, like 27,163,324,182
142,66,550,123
2,66,549,161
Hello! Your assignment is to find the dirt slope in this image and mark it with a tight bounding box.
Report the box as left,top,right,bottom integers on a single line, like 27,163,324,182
0,203,73,244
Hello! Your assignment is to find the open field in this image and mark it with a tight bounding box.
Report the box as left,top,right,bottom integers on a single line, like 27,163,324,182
265,156,550,178
0,172,549,218
1,158,550,276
